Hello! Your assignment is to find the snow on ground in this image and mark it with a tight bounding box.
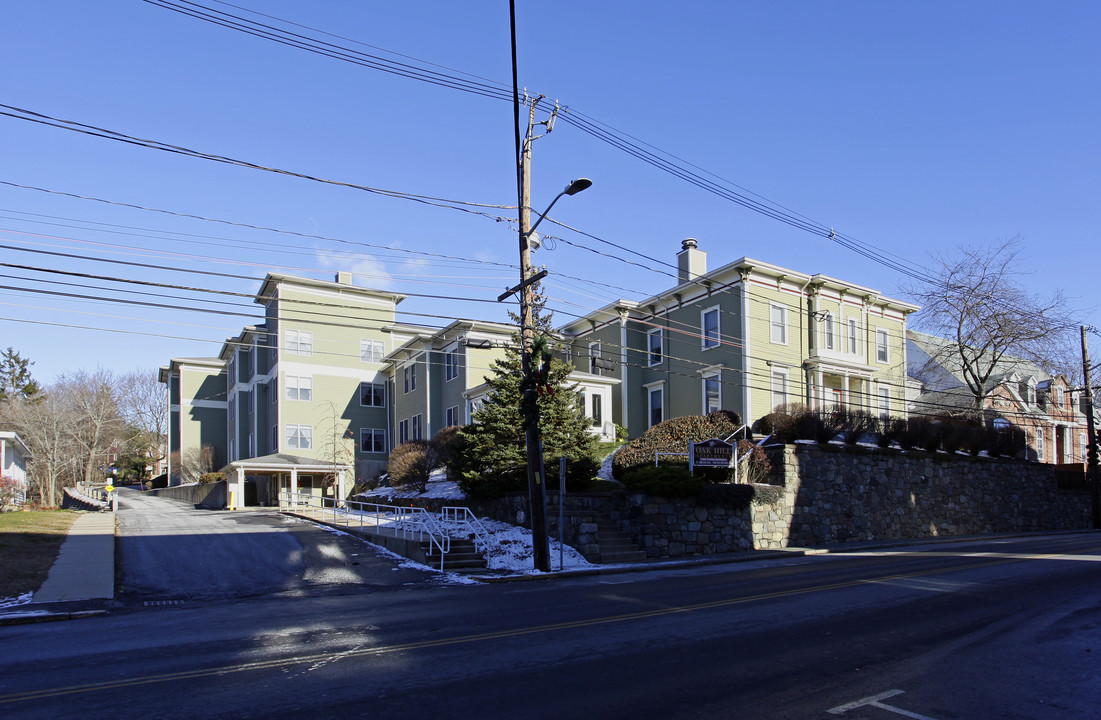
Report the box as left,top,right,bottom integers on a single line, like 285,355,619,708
0,592,33,609
356,469,463,501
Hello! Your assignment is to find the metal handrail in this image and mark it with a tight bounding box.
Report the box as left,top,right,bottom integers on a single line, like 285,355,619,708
440,506,500,557
278,490,451,570
723,424,750,443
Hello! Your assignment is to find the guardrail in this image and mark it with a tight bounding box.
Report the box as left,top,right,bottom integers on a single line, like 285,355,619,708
440,506,500,557
278,490,451,569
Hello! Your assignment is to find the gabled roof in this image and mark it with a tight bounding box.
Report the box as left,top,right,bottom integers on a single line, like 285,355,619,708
907,330,1052,391
253,272,406,306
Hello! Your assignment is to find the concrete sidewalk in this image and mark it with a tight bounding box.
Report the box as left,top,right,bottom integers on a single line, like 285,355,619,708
0,511,116,625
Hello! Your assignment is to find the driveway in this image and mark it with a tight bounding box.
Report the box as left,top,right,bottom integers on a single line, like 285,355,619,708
116,488,439,602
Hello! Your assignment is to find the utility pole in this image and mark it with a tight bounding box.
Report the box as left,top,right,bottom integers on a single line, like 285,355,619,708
1081,326,1100,529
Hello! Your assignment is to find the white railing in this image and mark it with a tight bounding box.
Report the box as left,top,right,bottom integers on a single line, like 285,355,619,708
278,490,451,570
440,506,501,557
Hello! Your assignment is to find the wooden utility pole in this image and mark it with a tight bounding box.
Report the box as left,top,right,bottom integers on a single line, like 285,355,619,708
1081,326,1100,529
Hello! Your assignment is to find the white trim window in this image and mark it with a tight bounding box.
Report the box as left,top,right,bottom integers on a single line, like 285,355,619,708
823,312,835,350
403,363,417,393
445,348,459,381
771,368,789,410
591,394,603,428
359,428,386,454
286,375,312,402
411,414,423,440
703,372,721,414
445,405,459,427
875,329,889,363
360,339,384,364
286,424,313,450
647,328,663,366
1036,428,1045,461
647,384,664,428
702,307,720,349
770,304,788,345
1081,432,1089,463
589,341,602,375
359,382,385,407
285,329,313,357
398,419,410,445
877,385,890,419
271,424,278,453
847,318,859,355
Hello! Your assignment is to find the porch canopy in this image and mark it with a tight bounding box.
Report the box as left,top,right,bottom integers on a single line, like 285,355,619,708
224,453,352,510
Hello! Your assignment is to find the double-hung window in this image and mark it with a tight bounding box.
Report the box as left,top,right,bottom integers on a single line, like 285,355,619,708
647,328,663,366
286,424,312,450
647,383,664,428
398,419,410,445
591,394,603,428
286,375,312,401
445,405,460,427
359,428,386,454
771,369,789,410
770,304,788,344
703,372,721,414
877,386,890,419
359,382,385,407
445,348,459,381
875,329,889,363
286,329,313,357
848,319,859,354
1036,428,1045,461
823,312,835,350
702,307,720,349
589,342,602,375
403,363,417,393
360,339,384,364
411,414,423,441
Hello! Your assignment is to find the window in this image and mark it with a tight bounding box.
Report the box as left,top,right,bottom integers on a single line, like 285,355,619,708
848,319,859,355
1056,386,1065,408
286,375,312,401
445,348,459,381
445,405,459,427
592,394,602,428
993,418,1011,430
877,386,890,419
589,342,601,375
360,339,384,364
771,369,789,410
286,424,312,450
823,312,835,350
703,373,721,414
359,382,385,407
875,329,889,363
770,304,788,344
702,307,720,349
238,349,250,382
398,419,410,445
271,425,278,453
647,328,663,366
648,385,664,428
285,329,313,356
1082,432,1089,463
246,388,253,415
411,414,423,440
359,428,386,454
1036,428,1046,461
403,363,417,393
248,432,254,457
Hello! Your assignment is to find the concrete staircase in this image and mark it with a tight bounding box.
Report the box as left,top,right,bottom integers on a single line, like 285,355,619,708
587,514,647,564
425,536,487,572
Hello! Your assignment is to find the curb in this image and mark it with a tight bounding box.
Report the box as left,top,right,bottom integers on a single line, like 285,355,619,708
0,608,109,627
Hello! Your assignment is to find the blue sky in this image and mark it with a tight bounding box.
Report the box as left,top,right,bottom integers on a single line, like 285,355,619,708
2,1,1098,384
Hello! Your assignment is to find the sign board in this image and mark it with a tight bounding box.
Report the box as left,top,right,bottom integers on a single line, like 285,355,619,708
691,438,733,468
104,484,115,493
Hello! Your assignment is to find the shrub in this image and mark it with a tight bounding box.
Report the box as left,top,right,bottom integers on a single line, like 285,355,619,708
907,417,944,452
620,464,704,498
839,408,876,444
753,404,811,444
612,410,742,481
387,440,435,492
735,439,773,484
815,407,845,443
198,472,225,484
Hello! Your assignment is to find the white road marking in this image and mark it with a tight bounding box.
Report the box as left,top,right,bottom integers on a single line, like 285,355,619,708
828,689,940,720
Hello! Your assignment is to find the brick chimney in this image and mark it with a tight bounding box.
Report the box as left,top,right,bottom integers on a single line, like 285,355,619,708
677,238,707,283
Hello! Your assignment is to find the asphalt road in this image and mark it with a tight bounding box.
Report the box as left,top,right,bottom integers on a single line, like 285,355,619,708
2,524,1098,719
114,488,436,602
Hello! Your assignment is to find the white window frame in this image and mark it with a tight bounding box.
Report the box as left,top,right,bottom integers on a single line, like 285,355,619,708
847,318,859,355
286,375,312,402
271,424,278,453
1036,428,1045,461
285,329,313,357
286,424,313,450
589,341,602,375
875,329,889,363
771,368,789,410
702,372,721,414
646,382,665,428
445,348,459,382
877,385,890,419
359,428,387,454
823,312,835,350
647,328,663,366
359,382,385,407
360,338,384,364
398,419,410,445
445,405,459,428
701,306,720,349
411,414,423,441
403,363,417,393
591,394,603,428
770,303,788,345
1081,432,1089,463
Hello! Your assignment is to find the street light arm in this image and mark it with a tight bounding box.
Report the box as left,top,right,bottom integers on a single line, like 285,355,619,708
525,178,592,238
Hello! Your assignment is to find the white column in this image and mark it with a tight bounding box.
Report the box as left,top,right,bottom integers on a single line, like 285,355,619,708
233,467,246,510
290,468,299,503
336,469,346,507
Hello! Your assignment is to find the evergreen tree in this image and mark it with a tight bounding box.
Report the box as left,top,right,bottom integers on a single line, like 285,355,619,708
0,347,41,404
449,290,599,497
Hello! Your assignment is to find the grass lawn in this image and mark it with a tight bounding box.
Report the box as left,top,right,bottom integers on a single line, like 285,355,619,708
0,510,79,601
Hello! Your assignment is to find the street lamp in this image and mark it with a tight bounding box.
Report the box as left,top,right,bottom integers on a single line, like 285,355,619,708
527,178,593,237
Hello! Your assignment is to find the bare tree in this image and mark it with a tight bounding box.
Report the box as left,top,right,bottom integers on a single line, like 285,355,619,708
2,392,74,506
905,237,1077,410
117,368,169,473
318,400,354,498
174,444,216,483
55,369,124,485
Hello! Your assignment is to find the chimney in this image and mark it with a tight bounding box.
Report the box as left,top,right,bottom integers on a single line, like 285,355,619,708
335,271,353,285
677,238,707,283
